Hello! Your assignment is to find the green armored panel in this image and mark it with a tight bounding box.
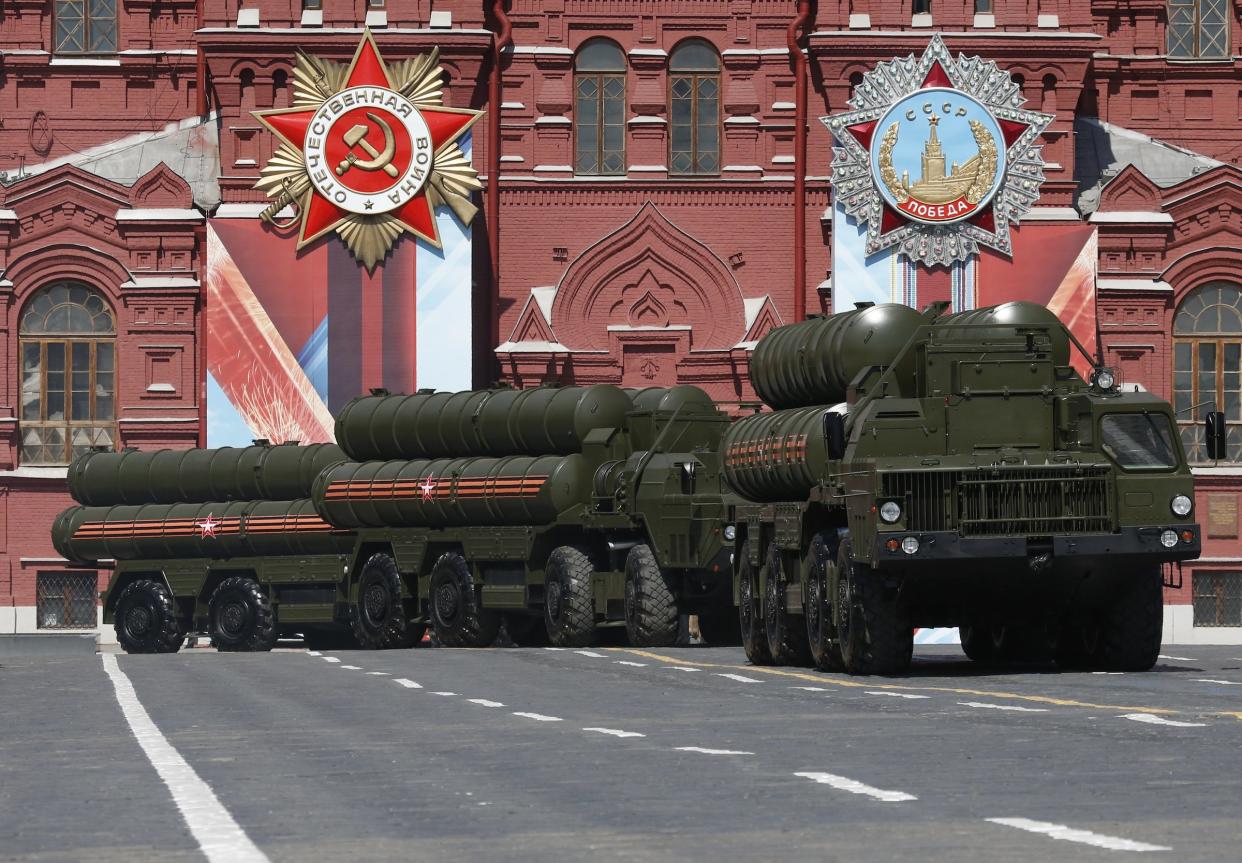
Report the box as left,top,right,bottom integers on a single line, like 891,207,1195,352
750,303,924,409
935,301,1071,366
313,453,592,528
721,406,835,501
51,498,352,564
334,385,633,460
67,443,346,506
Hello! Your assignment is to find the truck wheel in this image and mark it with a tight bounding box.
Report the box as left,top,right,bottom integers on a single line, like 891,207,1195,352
805,532,844,672
504,613,550,647
960,618,998,665
386,620,429,649
624,544,679,647
1054,620,1101,669
697,608,741,646
113,579,185,654
429,552,500,648
208,577,278,652
763,544,812,666
737,542,773,665
544,546,596,647
349,553,411,649
1098,566,1164,671
834,539,912,676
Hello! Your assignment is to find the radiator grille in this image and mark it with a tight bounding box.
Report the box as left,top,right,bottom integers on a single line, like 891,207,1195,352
882,467,1113,537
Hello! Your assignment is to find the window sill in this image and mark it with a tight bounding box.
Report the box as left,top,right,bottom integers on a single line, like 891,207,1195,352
49,56,121,67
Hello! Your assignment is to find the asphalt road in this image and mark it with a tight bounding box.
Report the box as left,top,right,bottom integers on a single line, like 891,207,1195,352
3,643,1242,863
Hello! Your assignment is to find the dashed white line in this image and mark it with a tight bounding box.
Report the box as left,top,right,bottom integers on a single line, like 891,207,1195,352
306,651,322,656
468,698,505,708
340,665,362,670
394,678,422,689
320,656,341,663
675,746,754,756
986,817,1171,852
1158,654,1195,662
793,686,829,692
667,666,702,673
1091,671,1124,676
615,660,647,667
1121,713,1206,728
431,691,456,696
958,701,1048,713
794,771,917,803
543,647,567,651
1194,678,1242,686
101,654,271,863
583,727,645,738
513,712,563,722
715,673,762,683
366,671,389,676
575,650,605,657
866,691,931,700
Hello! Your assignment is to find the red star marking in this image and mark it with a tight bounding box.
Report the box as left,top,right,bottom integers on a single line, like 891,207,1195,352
420,479,436,502
196,513,220,539
253,32,482,251
921,61,953,90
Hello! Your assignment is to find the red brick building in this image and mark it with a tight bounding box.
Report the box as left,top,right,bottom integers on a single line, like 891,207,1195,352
2,0,1241,642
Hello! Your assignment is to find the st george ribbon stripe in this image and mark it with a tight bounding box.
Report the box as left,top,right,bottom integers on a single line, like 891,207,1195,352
101,654,270,863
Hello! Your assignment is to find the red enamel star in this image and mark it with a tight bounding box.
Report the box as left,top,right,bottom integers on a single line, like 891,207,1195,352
253,31,483,253
196,513,220,539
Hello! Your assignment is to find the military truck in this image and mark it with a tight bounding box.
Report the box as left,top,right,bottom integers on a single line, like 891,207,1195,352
53,442,387,654
725,301,1209,675
317,384,737,649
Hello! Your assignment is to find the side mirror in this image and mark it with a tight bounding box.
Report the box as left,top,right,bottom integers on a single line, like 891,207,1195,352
1206,411,1227,460
823,411,846,461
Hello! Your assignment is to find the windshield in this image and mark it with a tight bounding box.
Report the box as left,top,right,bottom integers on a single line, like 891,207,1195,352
1100,413,1178,470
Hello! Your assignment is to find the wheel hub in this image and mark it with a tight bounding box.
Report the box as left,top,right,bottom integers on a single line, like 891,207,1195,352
547,581,563,622
764,574,780,635
220,601,247,636
836,574,852,639
434,581,459,622
125,605,152,637
807,577,822,639
364,582,389,623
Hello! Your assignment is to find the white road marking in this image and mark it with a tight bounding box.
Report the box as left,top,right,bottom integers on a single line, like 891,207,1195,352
986,817,1171,852
306,651,322,656
431,691,456,696
958,701,1048,713
513,712,563,722
675,746,754,756
575,650,605,658
394,678,422,689
1092,671,1124,675
866,691,930,700
1121,713,1206,728
468,698,505,708
583,727,645,738
715,673,762,683
615,660,647,667
1194,678,1242,686
340,665,362,670
366,671,389,676
793,686,829,692
101,654,270,863
321,656,341,663
794,771,917,803
667,666,702,672
1158,654,1195,662
543,647,567,651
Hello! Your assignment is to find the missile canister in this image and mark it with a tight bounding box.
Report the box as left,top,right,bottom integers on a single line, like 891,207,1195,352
313,454,592,528
67,443,346,506
334,385,633,461
935,301,1071,366
625,385,717,414
721,406,840,501
750,303,924,409
51,498,352,564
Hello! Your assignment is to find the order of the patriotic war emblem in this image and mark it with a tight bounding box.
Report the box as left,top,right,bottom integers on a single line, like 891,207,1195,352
824,35,1052,266
253,31,483,270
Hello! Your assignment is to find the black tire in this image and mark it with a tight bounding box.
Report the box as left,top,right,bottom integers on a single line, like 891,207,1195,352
1054,619,1102,670
805,532,844,672
763,543,812,666
960,617,998,665
349,552,411,649
835,539,912,676
623,544,679,647
386,619,429,649
737,542,773,665
208,577,278,652
697,607,742,646
1098,566,1164,671
504,613,551,647
544,546,596,647
113,579,185,654
429,552,500,648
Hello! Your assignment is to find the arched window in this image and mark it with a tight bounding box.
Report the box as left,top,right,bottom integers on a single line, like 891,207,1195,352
19,282,116,465
1174,282,1242,462
54,0,118,53
575,39,627,176
1168,0,1229,58
669,39,720,176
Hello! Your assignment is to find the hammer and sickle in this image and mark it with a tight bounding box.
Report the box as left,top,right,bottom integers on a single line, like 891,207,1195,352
335,112,400,178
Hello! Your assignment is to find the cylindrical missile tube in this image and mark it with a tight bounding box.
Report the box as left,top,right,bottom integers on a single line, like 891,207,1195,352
935,301,1071,366
722,406,840,501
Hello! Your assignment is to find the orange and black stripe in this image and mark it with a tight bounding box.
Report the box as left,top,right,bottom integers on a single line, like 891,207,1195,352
323,475,548,501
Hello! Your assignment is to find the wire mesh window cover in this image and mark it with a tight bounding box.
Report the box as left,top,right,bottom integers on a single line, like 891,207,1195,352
19,282,117,466
1193,571,1242,627
575,40,626,176
37,571,99,630
1167,0,1230,58
54,0,118,54
669,40,720,176
1174,282,1242,463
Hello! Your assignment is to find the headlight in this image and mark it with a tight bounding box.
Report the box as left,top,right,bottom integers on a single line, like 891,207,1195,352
1171,495,1193,517
879,501,902,524
723,524,737,541
1094,368,1116,391
901,536,920,555
1160,529,1179,548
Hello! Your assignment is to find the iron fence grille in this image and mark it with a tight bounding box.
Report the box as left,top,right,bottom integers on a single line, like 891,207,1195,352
1192,571,1242,627
36,571,98,630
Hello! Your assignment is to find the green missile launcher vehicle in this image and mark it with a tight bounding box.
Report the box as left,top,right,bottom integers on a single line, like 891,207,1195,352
726,301,1210,675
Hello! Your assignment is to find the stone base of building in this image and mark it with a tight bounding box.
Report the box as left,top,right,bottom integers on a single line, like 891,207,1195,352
0,606,117,646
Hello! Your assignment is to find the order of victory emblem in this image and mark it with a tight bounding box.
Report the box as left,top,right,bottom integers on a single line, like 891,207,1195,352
253,32,483,269
824,36,1052,266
